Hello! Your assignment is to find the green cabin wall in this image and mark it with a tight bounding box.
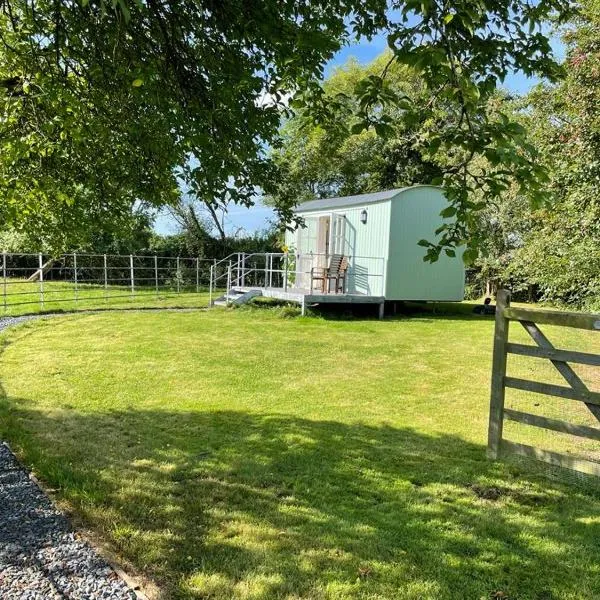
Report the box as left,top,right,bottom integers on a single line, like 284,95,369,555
385,186,464,301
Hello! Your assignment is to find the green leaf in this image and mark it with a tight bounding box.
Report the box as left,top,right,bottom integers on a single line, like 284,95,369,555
462,247,478,265
350,122,366,135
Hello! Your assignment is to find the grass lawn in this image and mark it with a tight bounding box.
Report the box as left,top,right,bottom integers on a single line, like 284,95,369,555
0,279,214,316
0,306,599,599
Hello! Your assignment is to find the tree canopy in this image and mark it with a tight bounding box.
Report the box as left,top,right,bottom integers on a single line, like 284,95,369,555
268,54,442,210
435,0,600,309
504,0,600,309
0,0,571,251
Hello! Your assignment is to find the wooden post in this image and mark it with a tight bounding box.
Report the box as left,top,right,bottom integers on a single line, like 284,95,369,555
195,257,200,293
154,255,159,298
209,264,214,307
378,301,384,320
487,289,511,459
264,254,268,288
176,256,181,294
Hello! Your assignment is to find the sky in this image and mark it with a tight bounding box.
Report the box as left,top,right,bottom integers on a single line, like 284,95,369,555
154,29,566,237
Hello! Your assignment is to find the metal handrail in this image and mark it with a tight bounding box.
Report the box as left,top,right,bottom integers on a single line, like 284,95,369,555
207,250,387,307
212,253,239,269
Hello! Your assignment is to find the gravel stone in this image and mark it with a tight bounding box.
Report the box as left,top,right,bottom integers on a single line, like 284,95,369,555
0,443,136,599
0,315,42,333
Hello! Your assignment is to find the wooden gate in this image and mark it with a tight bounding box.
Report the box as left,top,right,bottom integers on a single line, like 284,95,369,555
487,290,600,476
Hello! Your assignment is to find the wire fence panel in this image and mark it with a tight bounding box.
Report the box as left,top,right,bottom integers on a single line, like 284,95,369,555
0,252,218,316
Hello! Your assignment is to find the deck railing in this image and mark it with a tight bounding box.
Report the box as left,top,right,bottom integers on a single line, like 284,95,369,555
209,251,386,305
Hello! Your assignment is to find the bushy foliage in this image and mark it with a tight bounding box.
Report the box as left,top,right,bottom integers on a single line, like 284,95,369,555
474,1,600,309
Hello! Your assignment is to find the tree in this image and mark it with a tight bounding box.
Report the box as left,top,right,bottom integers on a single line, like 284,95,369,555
505,0,600,309
168,195,222,257
291,2,573,262
0,0,571,252
464,0,600,308
268,54,442,209
466,177,533,298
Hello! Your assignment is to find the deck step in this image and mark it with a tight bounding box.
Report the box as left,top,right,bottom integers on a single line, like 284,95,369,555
212,288,262,306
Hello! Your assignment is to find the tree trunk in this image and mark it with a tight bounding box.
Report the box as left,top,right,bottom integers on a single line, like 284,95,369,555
27,258,56,282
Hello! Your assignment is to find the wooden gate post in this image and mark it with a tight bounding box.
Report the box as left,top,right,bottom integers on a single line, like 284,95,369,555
487,289,511,459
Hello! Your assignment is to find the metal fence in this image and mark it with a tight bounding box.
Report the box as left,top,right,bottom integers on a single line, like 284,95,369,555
1,252,217,315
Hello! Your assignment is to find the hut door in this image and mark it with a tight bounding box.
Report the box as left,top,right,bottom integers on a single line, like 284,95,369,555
316,217,330,266
297,217,319,254
330,213,346,256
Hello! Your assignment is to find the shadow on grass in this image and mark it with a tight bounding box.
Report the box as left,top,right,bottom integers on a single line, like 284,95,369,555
245,297,492,323
5,303,211,319
2,398,600,599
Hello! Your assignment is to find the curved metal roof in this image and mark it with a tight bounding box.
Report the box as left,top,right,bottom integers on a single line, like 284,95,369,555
294,185,440,213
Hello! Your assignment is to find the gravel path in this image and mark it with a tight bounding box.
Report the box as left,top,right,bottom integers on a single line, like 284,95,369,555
0,315,43,334
0,443,136,599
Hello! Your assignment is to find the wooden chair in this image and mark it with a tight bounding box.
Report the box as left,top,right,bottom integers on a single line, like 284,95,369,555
311,254,349,294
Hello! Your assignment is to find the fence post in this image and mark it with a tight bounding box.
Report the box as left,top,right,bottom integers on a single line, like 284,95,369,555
73,252,78,303
176,256,181,294
209,264,214,307
241,253,246,288
3,251,7,311
195,258,200,293
129,254,134,298
283,253,289,291
38,252,44,309
269,254,273,288
487,289,511,459
103,254,108,301
154,255,159,298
